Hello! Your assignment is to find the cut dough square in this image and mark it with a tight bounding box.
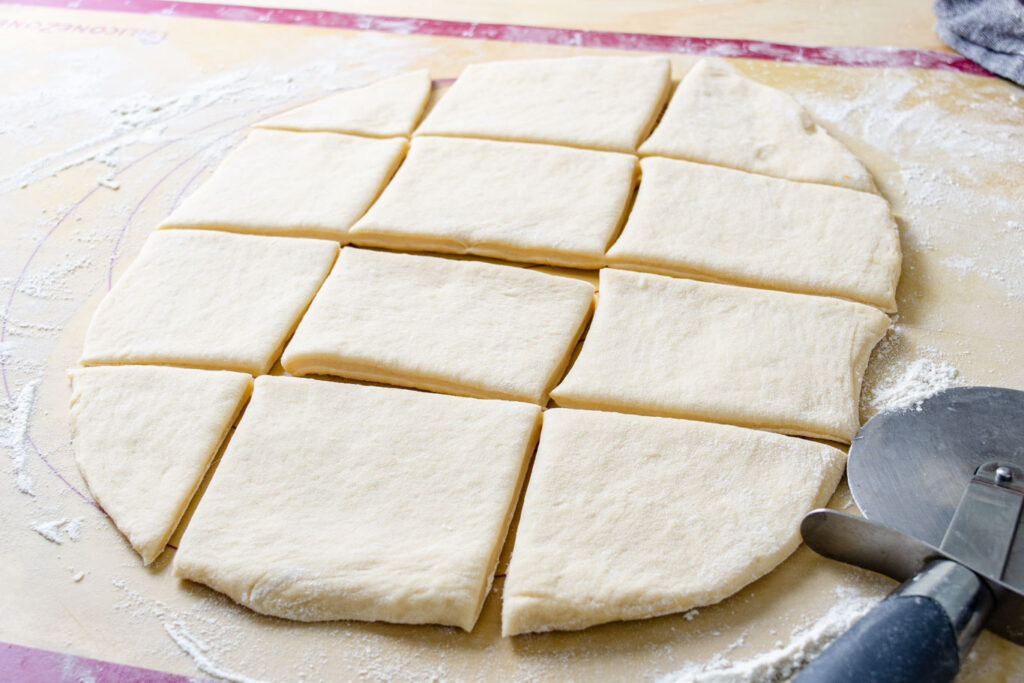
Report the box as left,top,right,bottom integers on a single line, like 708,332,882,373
68,365,252,565
502,408,846,635
255,70,432,137
160,129,407,241
349,137,637,268
639,59,875,193
551,269,891,442
416,56,670,153
173,376,542,630
80,230,338,374
606,157,901,310
281,248,595,404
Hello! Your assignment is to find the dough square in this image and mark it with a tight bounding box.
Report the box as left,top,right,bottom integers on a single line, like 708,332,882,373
160,129,407,241
80,230,338,374
281,248,595,404
416,56,671,153
638,59,875,193
502,408,846,635
551,269,891,442
606,157,901,310
68,365,252,565
349,136,637,268
173,376,542,630
255,70,432,137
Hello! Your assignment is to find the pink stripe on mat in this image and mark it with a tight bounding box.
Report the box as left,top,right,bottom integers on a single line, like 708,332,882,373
1,642,200,682
4,0,992,76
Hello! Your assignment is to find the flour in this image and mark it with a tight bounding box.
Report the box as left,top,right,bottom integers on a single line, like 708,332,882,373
658,587,878,682
869,358,960,412
31,516,84,544
2,379,40,495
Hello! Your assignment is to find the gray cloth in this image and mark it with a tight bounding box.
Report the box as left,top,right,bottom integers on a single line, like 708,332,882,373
934,0,1024,85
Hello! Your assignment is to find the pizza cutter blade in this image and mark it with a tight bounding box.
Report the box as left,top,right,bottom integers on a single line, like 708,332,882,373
795,386,1024,683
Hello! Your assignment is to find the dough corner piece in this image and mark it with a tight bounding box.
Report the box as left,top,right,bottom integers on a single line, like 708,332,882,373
638,58,876,194
80,230,338,375
67,365,252,565
173,376,542,630
159,130,407,241
254,69,432,137
501,409,846,636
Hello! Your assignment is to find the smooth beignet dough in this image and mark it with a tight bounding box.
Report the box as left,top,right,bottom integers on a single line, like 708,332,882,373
68,366,252,565
551,269,890,442
282,248,594,404
415,56,670,153
502,408,846,636
639,59,875,193
349,136,636,268
173,376,542,631
160,129,407,241
606,157,901,310
80,230,338,374
255,70,432,137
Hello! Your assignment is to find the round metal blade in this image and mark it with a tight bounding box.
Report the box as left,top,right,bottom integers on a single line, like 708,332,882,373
848,386,1024,548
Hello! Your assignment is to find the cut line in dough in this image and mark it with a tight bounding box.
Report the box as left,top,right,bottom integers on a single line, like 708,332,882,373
639,59,876,193
349,136,637,268
606,156,901,311
502,408,846,635
173,376,542,630
551,268,891,443
282,248,595,404
68,365,252,565
255,70,432,137
80,229,338,374
416,56,671,153
160,129,407,241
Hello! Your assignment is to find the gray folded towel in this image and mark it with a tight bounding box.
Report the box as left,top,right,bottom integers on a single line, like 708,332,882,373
934,0,1024,85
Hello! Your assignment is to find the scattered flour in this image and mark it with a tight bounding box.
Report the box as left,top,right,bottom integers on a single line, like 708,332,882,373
869,358,960,412
32,516,84,544
1,379,41,495
658,588,878,682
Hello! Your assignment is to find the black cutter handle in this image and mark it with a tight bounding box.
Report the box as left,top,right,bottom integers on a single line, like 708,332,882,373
794,559,992,683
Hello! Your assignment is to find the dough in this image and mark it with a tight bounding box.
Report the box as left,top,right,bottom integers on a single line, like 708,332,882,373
284,248,598,403
68,365,252,565
551,269,890,442
173,376,542,630
255,70,431,137
80,230,338,374
281,248,594,404
349,136,637,268
502,408,846,635
415,56,670,153
639,59,876,193
160,129,407,241
606,157,901,310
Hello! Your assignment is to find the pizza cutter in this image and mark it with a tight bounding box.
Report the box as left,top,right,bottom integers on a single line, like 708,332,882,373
794,385,1024,682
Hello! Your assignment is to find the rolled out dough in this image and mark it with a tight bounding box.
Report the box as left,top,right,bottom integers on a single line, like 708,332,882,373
606,157,901,310
281,248,595,404
255,70,432,137
349,136,637,268
68,365,252,565
173,376,542,630
160,129,407,241
415,56,671,153
551,269,891,442
502,408,846,635
80,230,338,374
639,59,876,193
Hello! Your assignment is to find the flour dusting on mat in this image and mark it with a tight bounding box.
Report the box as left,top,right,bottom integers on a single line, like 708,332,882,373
657,587,878,682
869,358,959,412
2,379,41,495
32,516,84,544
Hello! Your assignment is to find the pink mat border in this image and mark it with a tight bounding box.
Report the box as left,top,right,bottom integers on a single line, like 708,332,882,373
3,0,992,76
